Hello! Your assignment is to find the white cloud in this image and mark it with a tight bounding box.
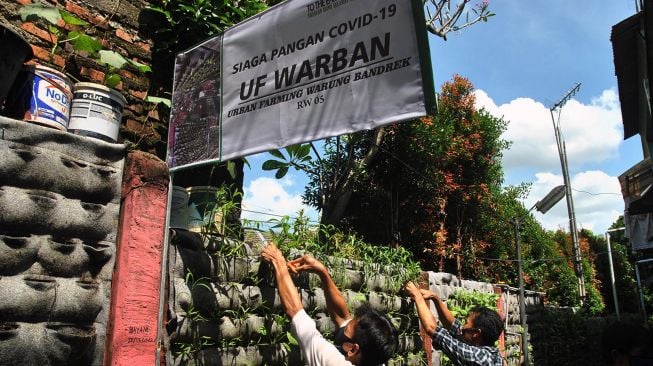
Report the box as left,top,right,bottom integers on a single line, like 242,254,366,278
476,88,625,233
475,88,622,171
526,171,623,233
242,176,319,224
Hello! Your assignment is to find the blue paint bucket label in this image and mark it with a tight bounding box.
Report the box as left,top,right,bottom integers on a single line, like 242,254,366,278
19,65,72,130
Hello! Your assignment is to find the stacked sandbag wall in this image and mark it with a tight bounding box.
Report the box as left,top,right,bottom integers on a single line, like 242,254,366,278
0,116,125,365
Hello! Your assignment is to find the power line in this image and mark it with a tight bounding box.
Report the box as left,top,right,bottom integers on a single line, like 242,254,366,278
571,188,621,196
452,250,615,264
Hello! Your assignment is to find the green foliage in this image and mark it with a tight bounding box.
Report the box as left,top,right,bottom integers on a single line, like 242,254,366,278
528,309,612,366
446,290,499,320
147,0,268,52
19,3,150,87
262,144,313,179
593,216,653,316
194,184,244,240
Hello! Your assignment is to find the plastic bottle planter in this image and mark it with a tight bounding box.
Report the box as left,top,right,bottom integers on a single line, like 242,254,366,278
172,345,302,366
174,315,283,344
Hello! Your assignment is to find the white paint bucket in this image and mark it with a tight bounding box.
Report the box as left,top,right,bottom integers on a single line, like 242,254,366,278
169,186,189,230
5,64,73,131
68,82,126,143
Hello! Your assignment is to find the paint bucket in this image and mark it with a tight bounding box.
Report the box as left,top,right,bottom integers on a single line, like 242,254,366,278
169,186,189,230
4,64,73,130
0,25,33,110
186,186,219,232
68,82,126,143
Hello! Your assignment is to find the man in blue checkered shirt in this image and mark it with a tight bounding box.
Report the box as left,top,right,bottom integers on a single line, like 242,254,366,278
405,282,505,366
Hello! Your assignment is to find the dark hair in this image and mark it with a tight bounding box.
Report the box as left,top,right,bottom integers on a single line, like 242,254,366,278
353,305,399,366
469,306,504,347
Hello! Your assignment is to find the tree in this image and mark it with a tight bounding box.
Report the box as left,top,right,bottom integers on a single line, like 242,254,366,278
424,0,494,40
592,216,650,314
299,76,508,277
262,1,493,227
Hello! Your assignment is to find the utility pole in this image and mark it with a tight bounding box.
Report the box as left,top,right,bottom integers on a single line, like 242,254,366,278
549,83,586,303
605,227,626,320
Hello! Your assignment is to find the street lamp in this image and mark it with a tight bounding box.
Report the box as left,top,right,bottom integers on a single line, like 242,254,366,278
513,185,566,366
549,83,586,303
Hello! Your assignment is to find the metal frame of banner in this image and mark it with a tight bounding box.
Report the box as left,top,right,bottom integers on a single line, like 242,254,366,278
410,0,437,115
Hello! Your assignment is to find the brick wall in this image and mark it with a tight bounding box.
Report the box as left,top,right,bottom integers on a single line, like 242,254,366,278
0,0,169,158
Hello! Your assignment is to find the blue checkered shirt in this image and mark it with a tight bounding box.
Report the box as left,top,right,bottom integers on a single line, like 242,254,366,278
432,319,504,366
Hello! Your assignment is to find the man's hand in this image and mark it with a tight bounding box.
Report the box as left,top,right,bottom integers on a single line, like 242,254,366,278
287,254,327,276
260,242,303,318
419,289,439,302
261,242,286,268
404,281,422,301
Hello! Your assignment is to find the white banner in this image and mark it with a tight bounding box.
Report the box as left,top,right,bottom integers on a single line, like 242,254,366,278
168,0,432,168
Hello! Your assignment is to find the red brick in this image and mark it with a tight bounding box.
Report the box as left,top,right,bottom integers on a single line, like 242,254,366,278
127,103,144,115
64,2,88,20
147,109,160,121
21,22,57,43
129,89,147,100
118,69,138,81
31,45,66,68
125,119,144,132
79,66,106,83
115,28,133,43
135,41,151,54
100,39,111,49
64,1,108,29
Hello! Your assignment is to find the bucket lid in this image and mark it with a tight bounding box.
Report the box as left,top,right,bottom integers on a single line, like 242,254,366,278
32,64,74,86
1,25,33,62
74,82,127,105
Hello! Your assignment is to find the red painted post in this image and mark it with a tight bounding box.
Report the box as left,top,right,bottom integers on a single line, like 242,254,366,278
419,272,433,366
105,151,169,365
493,285,506,359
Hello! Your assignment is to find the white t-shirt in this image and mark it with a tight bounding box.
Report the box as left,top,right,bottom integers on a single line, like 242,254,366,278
291,309,355,366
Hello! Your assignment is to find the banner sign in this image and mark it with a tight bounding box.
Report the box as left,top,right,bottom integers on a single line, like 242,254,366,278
168,0,434,170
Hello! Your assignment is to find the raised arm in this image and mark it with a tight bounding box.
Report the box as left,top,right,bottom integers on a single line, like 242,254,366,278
288,254,351,327
261,243,303,318
419,288,455,331
404,282,437,335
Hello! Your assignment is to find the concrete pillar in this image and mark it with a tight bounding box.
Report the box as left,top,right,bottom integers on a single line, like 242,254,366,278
106,151,169,365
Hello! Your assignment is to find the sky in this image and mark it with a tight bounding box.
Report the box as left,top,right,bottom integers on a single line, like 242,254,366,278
241,0,642,235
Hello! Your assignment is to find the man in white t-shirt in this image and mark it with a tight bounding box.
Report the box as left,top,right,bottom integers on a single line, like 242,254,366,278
261,243,398,366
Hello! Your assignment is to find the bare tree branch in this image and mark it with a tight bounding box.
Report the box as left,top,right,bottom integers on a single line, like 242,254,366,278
424,0,492,40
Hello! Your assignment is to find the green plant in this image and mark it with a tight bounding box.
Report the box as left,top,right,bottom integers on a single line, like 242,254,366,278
439,290,500,366
147,0,268,53
193,184,244,241
174,335,214,358
19,3,151,87
445,290,499,319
